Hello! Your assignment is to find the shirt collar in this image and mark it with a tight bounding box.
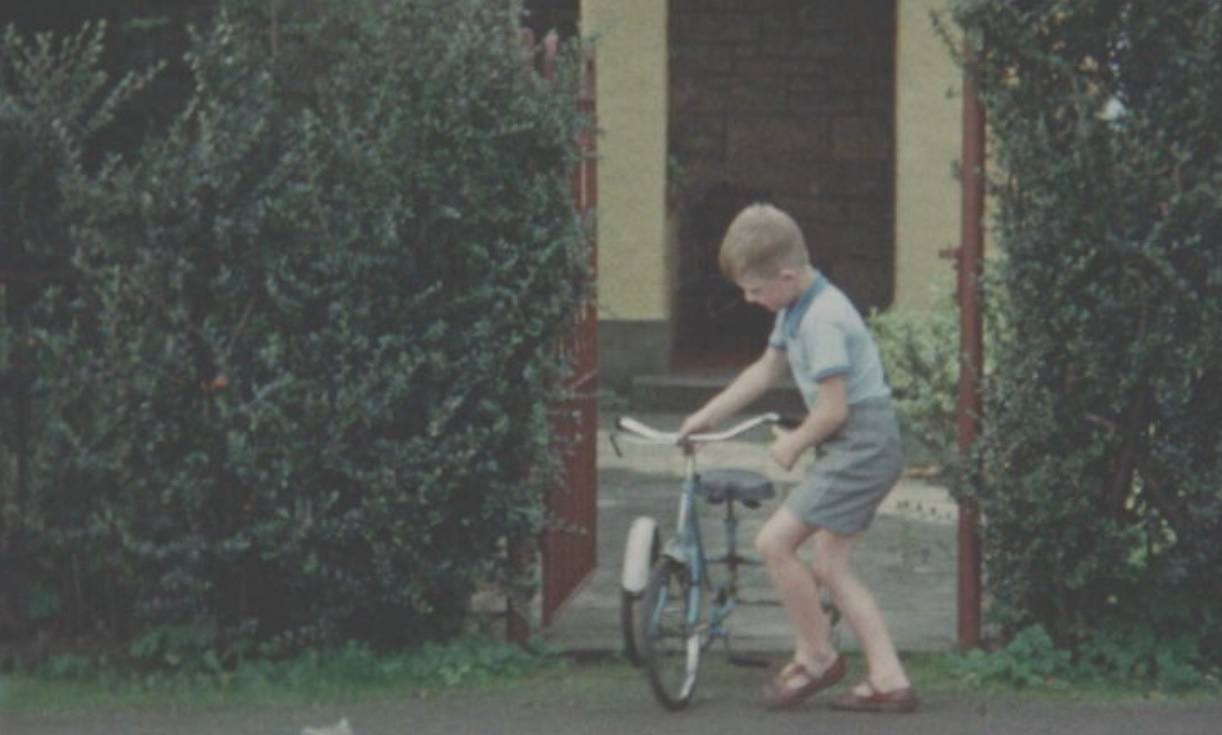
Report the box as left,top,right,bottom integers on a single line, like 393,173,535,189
781,271,827,339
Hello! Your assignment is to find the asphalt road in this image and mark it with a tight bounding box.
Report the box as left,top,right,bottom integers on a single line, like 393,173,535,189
5,654,1220,735
6,689,1221,735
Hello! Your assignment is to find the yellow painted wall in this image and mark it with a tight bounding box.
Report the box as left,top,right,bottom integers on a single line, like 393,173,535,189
581,0,670,321
894,0,961,309
583,0,960,317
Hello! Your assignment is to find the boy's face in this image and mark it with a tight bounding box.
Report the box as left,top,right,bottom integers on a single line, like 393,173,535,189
736,269,799,312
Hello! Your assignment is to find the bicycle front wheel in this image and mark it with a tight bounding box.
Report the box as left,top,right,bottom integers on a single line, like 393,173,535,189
639,558,702,710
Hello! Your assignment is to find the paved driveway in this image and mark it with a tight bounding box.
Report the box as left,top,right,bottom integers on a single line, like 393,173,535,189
541,411,960,654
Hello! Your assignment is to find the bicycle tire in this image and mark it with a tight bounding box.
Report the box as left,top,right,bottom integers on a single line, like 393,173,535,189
619,518,659,666
639,558,701,710
620,589,644,666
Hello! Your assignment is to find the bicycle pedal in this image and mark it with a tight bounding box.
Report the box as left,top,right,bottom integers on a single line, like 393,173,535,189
727,654,772,668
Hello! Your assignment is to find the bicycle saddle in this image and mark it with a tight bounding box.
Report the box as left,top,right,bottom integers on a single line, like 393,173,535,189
696,469,774,508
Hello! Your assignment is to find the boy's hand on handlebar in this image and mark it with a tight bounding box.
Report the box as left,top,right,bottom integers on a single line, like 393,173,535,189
678,411,714,440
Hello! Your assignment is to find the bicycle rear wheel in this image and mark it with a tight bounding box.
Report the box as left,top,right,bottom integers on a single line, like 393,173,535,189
639,558,701,710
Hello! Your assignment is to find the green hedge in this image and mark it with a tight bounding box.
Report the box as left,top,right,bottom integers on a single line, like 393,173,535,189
950,0,1222,680
1,0,589,668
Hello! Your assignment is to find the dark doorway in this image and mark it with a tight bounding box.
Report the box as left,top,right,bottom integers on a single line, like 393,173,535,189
521,0,580,40
672,183,773,367
668,0,897,367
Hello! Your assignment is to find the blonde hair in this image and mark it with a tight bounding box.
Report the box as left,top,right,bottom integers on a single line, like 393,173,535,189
718,203,809,280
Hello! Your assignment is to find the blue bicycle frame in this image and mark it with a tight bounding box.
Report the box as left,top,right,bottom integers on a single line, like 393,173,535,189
665,442,752,650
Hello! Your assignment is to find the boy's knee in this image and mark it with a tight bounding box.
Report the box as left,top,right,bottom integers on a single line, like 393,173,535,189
754,529,787,564
755,509,813,565
810,531,858,586
809,555,834,586
810,553,846,588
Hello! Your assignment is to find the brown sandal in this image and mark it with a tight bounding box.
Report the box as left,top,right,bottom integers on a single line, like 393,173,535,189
761,654,846,710
828,680,919,713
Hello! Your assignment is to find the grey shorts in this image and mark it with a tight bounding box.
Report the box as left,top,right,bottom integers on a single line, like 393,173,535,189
783,397,905,535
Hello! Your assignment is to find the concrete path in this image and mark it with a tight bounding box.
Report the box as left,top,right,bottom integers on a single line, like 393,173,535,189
540,411,960,655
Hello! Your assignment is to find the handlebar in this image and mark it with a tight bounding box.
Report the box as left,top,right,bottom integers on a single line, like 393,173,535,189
614,412,784,447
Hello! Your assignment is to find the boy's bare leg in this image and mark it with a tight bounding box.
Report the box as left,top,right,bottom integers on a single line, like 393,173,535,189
755,508,839,672
811,529,911,694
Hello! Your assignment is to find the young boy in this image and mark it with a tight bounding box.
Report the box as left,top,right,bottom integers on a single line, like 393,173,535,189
679,204,917,713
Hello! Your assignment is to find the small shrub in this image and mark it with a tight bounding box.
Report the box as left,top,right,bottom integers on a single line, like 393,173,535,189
1076,624,1212,692
951,625,1072,688
869,294,960,470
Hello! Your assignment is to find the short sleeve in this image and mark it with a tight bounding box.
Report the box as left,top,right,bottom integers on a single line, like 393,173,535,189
807,319,849,381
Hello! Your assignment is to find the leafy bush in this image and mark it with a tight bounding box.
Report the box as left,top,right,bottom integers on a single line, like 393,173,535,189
951,625,1072,689
952,623,1214,692
0,21,163,274
948,0,1222,679
869,294,960,470
2,0,589,668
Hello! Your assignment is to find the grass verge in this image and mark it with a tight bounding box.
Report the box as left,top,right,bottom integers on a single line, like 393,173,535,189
0,637,555,717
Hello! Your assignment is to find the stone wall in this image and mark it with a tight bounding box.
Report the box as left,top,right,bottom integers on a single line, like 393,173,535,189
670,0,896,355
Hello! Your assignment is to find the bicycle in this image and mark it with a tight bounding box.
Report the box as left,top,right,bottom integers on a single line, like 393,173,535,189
613,412,791,710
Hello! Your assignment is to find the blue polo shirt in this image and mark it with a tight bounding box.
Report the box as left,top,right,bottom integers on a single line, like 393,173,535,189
768,271,892,408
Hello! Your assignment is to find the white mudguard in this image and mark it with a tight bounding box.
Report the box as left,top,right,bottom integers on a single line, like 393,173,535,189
621,516,659,595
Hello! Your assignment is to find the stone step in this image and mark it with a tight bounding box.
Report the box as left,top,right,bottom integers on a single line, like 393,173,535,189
629,370,805,414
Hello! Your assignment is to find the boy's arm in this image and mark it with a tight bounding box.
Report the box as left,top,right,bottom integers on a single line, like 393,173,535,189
679,348,789,436
769,375,848,471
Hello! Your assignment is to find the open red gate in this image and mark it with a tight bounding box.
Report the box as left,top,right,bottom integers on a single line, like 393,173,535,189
543,47,598,627
509,34,598,640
